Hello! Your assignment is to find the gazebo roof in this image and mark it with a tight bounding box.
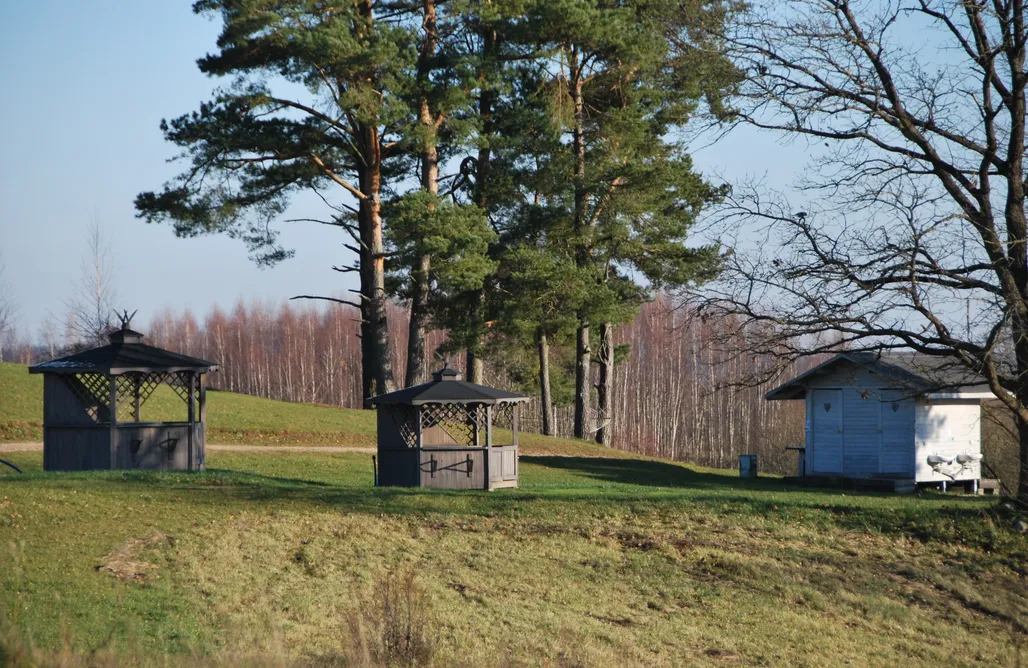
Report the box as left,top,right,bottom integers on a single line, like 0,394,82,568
369,366,529,406
29,326,218,376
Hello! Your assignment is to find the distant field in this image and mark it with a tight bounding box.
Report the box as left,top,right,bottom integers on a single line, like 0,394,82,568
0,448,1025,666
0,362,623,457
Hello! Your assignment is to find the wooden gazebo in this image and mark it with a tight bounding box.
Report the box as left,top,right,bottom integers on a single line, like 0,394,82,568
369,366,528,489
28,323,217,472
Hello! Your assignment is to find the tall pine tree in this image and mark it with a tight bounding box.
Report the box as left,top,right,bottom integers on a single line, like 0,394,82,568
136,0,418,403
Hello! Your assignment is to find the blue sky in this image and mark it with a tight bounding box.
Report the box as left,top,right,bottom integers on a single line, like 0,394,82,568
0,1,807,338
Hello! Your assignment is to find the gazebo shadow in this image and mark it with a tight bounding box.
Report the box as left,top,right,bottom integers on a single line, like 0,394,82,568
521,456,763,490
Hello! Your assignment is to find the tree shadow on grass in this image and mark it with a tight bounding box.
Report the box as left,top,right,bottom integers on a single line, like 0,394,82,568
521,456,999,504
524,456,791,491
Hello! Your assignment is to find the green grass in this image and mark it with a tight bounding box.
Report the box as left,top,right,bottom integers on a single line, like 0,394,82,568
0,449,1025,666
0,362,616,455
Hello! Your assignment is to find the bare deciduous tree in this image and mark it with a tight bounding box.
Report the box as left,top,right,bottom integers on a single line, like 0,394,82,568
39,312,60,360
65,220,117,348
0,251,16,362
699,0,1028,502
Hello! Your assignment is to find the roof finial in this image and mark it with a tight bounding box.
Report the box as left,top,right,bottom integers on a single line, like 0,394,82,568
117,309,138,330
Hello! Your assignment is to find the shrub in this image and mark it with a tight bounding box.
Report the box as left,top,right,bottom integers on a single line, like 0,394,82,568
344,569,436,667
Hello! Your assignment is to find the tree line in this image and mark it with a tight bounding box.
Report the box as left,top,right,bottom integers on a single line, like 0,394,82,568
1,294,810,473
134,0,739,447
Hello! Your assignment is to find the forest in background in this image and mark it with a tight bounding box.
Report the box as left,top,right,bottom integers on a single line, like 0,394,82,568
1,294,812,474
2,293,1022,482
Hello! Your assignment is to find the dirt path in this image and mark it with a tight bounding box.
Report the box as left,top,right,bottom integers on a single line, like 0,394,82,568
0,442,375,454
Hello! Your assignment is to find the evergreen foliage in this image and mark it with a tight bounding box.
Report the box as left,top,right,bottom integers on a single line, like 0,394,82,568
136,0,737,438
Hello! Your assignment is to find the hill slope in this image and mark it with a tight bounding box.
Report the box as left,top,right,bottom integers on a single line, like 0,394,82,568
0,362,626,456
0,448,1022,666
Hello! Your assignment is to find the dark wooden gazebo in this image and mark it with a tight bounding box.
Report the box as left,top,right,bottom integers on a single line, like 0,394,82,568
369,366,528,489
28,323,217,472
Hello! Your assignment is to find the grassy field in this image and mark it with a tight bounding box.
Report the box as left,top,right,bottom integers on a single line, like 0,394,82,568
0,362,619,456
0,447,1025,666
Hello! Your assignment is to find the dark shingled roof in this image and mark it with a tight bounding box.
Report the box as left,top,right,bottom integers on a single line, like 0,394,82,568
29,327,217,375
765,351,991,400
369,367,529,406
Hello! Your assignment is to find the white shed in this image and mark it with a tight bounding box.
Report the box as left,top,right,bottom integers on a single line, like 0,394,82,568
766,352,995,488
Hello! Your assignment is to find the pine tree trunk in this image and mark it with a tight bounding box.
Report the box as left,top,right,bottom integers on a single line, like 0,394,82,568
405,252,431,386
465,24,495,385
570,52,593,440
405,0,438,388
467,345,485,384
595,321,614,446
574,324,593,439
538,330,554,436
358,120,396,404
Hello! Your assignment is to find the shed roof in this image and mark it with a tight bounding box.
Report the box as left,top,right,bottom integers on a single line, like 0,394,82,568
369,366,529,406
765,351,990,400
29,327,217,375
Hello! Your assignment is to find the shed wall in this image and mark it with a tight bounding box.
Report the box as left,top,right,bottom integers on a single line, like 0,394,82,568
43,428,111,471
44,374,107,426
377,407,411,449
378,448,419,486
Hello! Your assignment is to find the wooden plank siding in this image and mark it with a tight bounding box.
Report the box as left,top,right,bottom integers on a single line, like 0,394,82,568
43,427,111,471
419,448,485,489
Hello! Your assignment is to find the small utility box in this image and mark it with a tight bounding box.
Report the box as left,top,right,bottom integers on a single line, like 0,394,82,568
739,454,758,478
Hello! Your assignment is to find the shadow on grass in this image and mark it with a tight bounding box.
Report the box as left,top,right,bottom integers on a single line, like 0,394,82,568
523,456,1000,504
522,456,766,490
2,459,1018,554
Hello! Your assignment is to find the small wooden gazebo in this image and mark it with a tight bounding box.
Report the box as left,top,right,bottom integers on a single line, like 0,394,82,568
369,366,528,489
28,322,217,472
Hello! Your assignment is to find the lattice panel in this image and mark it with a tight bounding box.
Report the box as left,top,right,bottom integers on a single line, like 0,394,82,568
492,403,516,429
385,404,418,447
59,373,110,423
165,372,195,406
420,403,485,447
115,372,180,422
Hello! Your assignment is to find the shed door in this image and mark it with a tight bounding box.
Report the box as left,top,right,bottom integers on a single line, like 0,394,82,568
880,391,915,476
842,388,880,477
811,389,843,473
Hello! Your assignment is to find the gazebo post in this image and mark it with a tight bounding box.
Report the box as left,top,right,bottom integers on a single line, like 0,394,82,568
187,372,196,471
485,405,493,447
512,404,519,447
414,406,423,485
133,375,141,421
108,373,118,469
198,374,207,470
414,406,423,447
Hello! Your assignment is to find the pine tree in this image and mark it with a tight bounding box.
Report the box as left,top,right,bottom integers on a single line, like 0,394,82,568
135,0,418,403
524,0,736,442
